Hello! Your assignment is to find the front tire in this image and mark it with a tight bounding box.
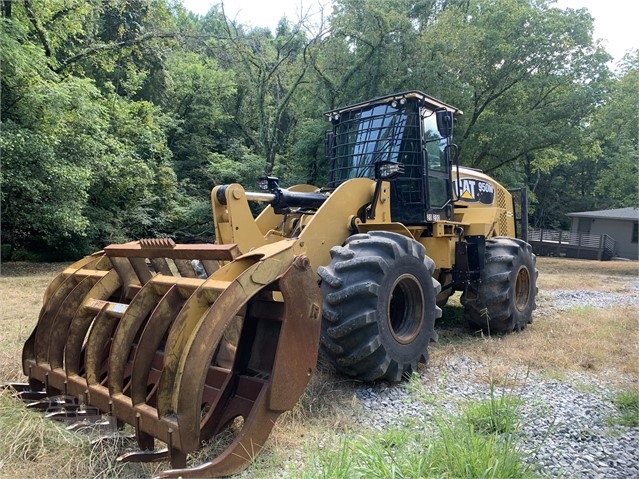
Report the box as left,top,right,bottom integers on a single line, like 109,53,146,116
461,237,538,333
317,231,441,382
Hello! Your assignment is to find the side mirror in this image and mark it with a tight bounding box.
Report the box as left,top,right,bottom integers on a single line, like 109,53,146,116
436,110,454,138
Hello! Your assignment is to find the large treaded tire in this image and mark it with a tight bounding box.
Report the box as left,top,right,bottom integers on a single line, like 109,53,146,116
317,231,441,383
461,237,538,333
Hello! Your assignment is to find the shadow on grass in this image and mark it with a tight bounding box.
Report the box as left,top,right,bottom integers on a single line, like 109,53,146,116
436,304,479,345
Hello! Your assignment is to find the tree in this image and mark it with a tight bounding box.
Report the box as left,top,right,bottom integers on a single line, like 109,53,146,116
309,0,421,109
413,0,611,181
1,17,98,259
1,2,179,259
592,52,639,208
528,52,638,229
163,52,236,194
211,6,322,176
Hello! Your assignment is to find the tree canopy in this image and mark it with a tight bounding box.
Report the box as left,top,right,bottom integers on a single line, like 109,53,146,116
1,0,637,260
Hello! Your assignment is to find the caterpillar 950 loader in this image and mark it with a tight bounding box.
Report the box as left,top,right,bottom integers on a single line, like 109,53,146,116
9,91,537,477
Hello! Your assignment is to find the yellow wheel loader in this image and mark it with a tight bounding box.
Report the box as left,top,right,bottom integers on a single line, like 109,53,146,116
7,91,537,477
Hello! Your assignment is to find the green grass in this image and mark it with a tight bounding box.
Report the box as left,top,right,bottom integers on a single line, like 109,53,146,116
431,420,535,479
462,387,522,435
404,371,445,405
610,389,639,427
297,385,537,479
298,437,354,479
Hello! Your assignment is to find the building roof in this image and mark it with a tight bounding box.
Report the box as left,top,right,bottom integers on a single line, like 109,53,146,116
567,207,639,221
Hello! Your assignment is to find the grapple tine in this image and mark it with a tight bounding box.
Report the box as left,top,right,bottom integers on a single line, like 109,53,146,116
64,269,122,381
174,259,198,278
33,274,86,365
154,254,322,478
40,253,107,307
26,395,76,411
107,280,191,439
67,417,115,434
118,448,171,464
154,272,240,420
45,276,97,370
128,284,188,406
45,407,102,423
28,270,108,395
201,260,220,276
107,281,174,397
150,257,173,275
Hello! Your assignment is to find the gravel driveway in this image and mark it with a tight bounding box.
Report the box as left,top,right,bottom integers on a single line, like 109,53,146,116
350,281,639,479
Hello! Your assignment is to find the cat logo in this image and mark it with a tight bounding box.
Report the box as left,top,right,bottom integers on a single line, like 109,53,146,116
460,189,474,200
453,178,495,205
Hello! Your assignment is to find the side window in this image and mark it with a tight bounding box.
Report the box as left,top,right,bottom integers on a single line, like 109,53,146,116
422,113,450,208
423,117,446,172
632,222,638,243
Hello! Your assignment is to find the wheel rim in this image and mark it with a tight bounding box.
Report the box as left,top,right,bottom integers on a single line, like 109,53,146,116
387,274,424,344
514,266,531,312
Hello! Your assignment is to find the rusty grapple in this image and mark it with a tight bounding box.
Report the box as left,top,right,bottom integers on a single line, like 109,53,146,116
11,235,322,478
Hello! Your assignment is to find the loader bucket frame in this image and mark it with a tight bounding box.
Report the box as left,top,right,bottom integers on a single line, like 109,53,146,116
18,239,321,477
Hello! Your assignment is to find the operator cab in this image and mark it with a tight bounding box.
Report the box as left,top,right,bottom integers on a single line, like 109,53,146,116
325,91,462,224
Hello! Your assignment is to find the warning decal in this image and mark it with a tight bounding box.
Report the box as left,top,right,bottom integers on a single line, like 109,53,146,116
453,178,495,205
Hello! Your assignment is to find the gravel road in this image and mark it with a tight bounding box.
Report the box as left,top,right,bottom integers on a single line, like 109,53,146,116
349,282,639,479
549,279,639,311
354,357,638,479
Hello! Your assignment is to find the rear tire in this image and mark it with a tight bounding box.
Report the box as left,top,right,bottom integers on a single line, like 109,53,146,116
461,237,538,333
317,231,441,382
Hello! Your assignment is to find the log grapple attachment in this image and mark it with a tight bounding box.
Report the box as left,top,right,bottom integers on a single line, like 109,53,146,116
16,238,322,477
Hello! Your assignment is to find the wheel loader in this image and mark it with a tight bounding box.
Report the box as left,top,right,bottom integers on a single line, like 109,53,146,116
6,91,537,477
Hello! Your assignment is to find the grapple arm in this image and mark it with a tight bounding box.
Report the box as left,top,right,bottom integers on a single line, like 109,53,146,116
19,238,321,477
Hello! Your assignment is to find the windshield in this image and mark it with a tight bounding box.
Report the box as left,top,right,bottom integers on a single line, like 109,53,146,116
328,102,420,187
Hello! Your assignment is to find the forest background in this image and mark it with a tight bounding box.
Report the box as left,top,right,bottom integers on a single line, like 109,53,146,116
1,0,637,261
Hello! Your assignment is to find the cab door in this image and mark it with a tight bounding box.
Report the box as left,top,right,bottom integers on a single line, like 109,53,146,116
422,110,453,221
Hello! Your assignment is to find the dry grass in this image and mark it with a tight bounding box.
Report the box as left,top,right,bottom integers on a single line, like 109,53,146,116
0,257,637,478
536,257,638,276
536,257,638,291
0,263,66,383
430,257,639,386
431,304,639,386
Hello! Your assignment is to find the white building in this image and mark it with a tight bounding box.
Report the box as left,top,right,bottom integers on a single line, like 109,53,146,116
567,207,639,260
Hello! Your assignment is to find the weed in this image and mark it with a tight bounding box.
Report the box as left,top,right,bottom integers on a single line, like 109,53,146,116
610,389,639,427
462,388,522,435
405,372,440,405
299,436,354,479
298,383,535,479
431,419,536,479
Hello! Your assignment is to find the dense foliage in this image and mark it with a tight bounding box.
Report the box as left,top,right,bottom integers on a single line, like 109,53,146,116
1,0,637,260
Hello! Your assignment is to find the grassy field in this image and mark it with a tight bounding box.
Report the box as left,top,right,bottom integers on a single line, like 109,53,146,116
0,257,637,478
